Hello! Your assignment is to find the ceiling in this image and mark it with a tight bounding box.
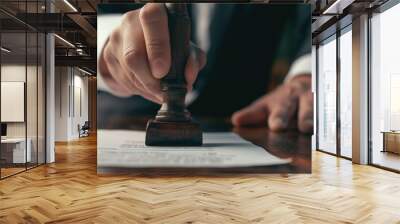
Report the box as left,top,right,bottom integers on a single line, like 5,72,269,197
0,0,99,73
1,0,390,74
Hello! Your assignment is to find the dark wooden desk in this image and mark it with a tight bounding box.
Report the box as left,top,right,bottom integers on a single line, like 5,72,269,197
98,116,311,174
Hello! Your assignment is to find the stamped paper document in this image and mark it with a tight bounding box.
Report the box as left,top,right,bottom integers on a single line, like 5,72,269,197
97,130,291,168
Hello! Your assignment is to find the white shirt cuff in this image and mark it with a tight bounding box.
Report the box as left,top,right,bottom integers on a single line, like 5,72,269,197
285,54,311,82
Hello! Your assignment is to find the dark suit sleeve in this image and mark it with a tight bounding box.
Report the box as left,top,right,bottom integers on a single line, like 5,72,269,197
274,5,311,64
294,7,312,59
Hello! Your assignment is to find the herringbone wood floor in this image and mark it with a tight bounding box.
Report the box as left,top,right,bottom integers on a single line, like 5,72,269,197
1,135,400,224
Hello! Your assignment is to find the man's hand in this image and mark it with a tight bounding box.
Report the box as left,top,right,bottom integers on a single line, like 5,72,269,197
99,3,206,103
231,75,313,133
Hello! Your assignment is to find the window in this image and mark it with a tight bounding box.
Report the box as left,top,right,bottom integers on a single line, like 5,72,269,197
0,1,47,179
317,35,337,154
370,2,400,171
339,28,352,158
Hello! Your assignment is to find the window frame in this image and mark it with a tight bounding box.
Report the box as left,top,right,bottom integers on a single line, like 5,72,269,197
367,0,400,173
0,0,48,180
315,18,353,160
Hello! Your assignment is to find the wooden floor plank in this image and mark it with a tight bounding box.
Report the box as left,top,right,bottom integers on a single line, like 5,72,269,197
0,135,399,224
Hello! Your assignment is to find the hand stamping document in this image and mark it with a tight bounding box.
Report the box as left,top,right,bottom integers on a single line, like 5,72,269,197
98,130,291,168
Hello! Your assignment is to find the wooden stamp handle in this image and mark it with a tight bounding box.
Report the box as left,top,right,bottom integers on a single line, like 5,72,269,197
162,3,190,87
155,3,191,122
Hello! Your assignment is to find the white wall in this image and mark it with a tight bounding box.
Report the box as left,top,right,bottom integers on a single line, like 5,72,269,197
1,65,26,132
72,73,89,138
1,63,46,164
1,65,35,138
55,66,69,141
54,67,89,141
